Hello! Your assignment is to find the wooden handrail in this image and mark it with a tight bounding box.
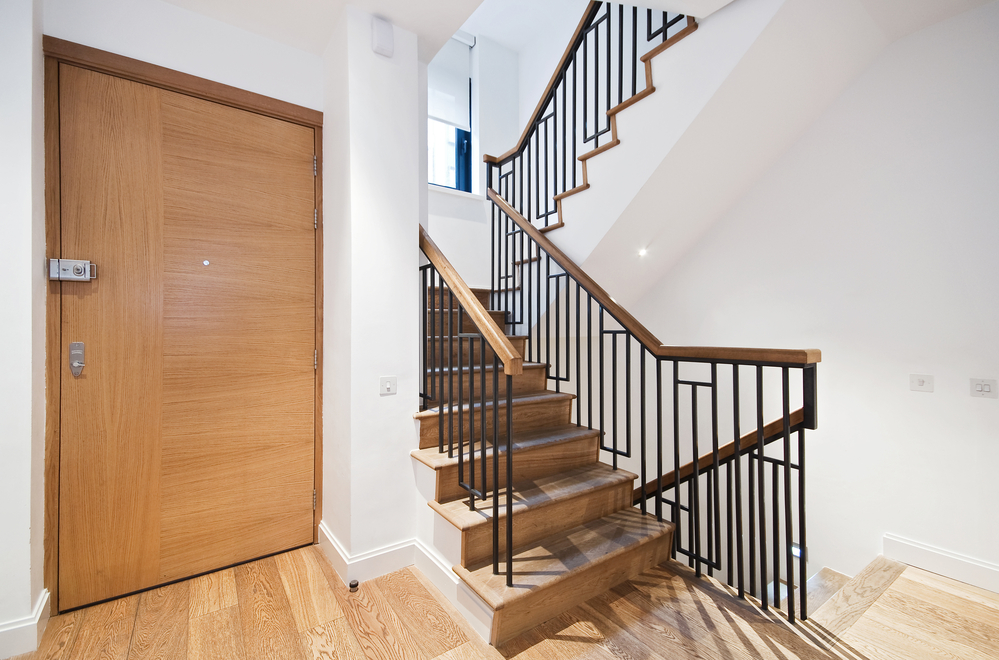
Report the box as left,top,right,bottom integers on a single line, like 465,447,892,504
488,189,821,366
420,225,523,376
482,2,601,166
632,408,805,504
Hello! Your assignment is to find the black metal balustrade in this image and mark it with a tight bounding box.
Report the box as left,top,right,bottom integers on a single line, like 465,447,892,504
486,1,695,230
419,228,518,587
484,190,821,622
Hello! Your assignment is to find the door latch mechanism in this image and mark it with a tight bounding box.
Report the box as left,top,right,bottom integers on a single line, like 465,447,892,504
69,342,85,377
49,259,97,281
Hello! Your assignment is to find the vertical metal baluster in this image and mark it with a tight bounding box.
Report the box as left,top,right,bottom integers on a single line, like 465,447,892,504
481,334,487,507
640,345,647,516
538,254,557,384
798,428,808,620
506,374,514,587
611,328,618,469
656,357,663,522
691,386,701,577
604,4,610,135
555,273,561,393
527,237,533,363
562,76,567,196
734,365,745,598
599,308,605,454
772,461,780,614
583,29,589,149
782,367,796,622
727,457,734,587
749,449,757,598
587,294,593,429
672,360,681,554
625,334,631,459
711,363,721,578
618,3,624,106
757,366,768,609
572,57,578,188
492,353,500,576
576,283,581,427
632,6,638,96
564,271,570,390
706,469,713,577
661,11,668,43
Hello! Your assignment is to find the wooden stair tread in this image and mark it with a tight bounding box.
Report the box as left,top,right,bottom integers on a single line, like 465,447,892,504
455,508,673,611
811,555,907,639
413,391,575,422
411,424,599,471
780,566,851,614
430,463,636,531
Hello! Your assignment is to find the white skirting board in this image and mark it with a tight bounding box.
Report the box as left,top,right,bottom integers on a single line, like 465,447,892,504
0,589,50,658
317,522,493,642
884,534,999,594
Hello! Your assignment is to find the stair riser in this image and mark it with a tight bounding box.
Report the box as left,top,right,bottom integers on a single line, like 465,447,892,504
489,527,675,645
425,337,527,366
461,481,632,568
419,398,572,450
426,288,491,310
433,435,599,504
425,310,507,337
424,366,547,407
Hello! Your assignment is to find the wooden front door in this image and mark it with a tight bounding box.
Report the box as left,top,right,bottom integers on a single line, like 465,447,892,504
57,63,317,611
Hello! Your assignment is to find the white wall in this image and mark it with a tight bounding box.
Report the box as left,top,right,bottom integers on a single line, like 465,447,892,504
44,0,323,111
320,6,424,580
630,0,999,579
0,0,48,655
427,35,519,288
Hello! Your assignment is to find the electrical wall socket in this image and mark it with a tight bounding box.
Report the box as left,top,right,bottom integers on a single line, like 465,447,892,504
909,374,934,392
380,376,397,396
970,378,998,399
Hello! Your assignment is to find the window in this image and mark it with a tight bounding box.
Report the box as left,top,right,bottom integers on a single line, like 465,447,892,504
428,35,474,193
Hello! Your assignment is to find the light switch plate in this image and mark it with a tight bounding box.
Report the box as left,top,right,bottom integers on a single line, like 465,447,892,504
970,378,998,399
909,374,934,393
380,376,397,396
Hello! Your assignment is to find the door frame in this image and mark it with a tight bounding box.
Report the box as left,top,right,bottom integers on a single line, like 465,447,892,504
43,37,324,614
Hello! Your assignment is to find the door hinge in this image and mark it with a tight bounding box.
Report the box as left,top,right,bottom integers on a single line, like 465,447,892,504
313,490,317,510
314,350,317,370
313,155,317,177
314,209,318,230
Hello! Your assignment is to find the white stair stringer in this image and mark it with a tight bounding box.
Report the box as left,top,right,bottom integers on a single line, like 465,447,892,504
554,0,889,309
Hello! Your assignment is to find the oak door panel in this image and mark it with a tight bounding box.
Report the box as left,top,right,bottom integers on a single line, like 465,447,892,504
57,64,316,610
158,90,316,582
58,64,165,611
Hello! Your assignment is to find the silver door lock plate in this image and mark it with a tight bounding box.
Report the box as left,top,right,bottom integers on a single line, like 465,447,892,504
49,258,97,281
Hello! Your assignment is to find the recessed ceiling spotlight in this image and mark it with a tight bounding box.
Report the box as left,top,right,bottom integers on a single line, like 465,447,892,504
638,248,647,257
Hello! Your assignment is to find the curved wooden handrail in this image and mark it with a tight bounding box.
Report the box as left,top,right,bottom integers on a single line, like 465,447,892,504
482,1,601,166
420,225,523,376
633,408,805,504
488,189,821,366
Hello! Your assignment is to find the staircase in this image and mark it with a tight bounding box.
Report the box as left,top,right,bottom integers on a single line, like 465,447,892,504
412,281,674,645
411,0,822,647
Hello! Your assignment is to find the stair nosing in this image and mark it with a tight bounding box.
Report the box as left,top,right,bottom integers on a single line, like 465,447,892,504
430,463,637,530
410,424,601,470
413,390,575,421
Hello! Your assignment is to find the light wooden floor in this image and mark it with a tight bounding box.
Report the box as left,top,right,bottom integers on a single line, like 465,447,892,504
15,547,999,660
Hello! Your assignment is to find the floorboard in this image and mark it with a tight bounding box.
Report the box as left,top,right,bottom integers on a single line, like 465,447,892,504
21,549,999,660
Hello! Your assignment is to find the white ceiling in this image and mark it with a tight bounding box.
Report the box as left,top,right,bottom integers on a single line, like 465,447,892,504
159,0,486,61
159,0,991,66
